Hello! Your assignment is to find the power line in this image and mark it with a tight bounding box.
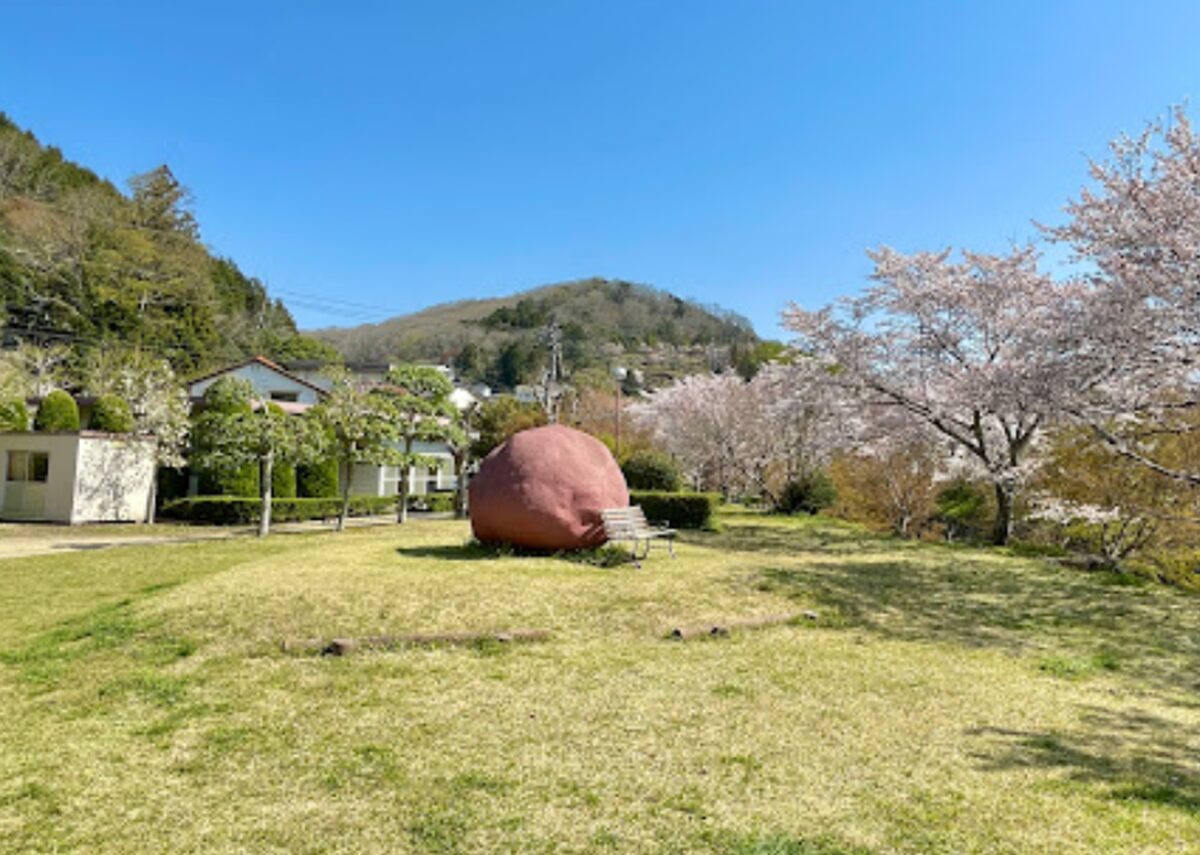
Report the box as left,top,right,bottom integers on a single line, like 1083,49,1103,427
271,287,406,320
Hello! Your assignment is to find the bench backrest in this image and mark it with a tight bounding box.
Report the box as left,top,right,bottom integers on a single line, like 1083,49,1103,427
601,506,651,537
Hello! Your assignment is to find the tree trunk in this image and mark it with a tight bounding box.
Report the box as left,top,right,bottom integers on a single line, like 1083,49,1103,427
992,482,1014,546
258,451,274,538
398,462,410,524
337,458,351,532
397,436,413,524
454,449,468,519
145,470,158,525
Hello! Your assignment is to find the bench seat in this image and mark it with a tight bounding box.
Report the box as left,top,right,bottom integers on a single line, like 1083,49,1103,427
600,505,676,567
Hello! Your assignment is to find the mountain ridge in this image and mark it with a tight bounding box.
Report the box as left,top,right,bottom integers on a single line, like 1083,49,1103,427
311,277,761,389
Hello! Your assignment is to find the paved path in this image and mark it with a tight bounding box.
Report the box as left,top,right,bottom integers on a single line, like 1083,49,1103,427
0,515,408,561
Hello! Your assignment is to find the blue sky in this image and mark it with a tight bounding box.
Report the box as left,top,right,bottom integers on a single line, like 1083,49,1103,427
3,1,1199,338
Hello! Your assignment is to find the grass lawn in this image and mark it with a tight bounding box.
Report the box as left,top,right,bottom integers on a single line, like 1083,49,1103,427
1,509,1198,854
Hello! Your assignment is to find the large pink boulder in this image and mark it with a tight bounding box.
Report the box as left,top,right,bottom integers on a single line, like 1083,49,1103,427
469,424,629,550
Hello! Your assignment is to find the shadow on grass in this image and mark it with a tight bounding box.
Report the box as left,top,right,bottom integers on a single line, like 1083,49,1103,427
757,555,1200,697
396,540,632,568
969,705,1200,816
680,519,906,557
395,542,499,561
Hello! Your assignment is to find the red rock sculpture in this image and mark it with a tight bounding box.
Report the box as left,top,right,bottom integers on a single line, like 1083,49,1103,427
469,424,629,550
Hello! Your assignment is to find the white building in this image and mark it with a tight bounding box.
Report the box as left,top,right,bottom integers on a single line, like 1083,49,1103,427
188,356,325,410
0,431,157,523
189,356,467,498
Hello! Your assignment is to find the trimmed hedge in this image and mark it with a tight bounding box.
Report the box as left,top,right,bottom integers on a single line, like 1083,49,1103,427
160,495,397,525
629,490,719,530
89,394,134,433
407,492,455,513
197,463,259,498
271,463,297,499
297,458,340,498
621,450,683,491
0,398,29,432
34,389,80,431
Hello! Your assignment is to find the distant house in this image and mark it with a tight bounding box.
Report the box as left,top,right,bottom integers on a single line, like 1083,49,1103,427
187,355,325,412
0,431,156,523
188,356,470,499
283,360,392,392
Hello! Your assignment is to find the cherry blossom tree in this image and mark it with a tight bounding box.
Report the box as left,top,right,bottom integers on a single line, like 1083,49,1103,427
628,362,845,504
1044,108,1200,486
784,246,1091,544
628,372,747,497
78,346,190,523
79,346,190,467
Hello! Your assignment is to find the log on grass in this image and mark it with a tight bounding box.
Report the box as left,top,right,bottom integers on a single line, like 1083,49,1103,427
667,612,813,641
282,628,551,656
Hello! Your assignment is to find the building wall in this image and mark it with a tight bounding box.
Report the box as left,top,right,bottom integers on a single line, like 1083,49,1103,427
349,457,457,498
190,363,321,405
72,435,156,523
0,433,80,523
348,463,384,496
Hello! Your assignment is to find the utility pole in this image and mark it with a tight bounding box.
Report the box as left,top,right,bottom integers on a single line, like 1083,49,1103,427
612,365,627,459
540,319,566,423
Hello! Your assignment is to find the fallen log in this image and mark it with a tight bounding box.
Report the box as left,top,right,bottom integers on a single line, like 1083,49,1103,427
282,628,551,656
667,612,812,641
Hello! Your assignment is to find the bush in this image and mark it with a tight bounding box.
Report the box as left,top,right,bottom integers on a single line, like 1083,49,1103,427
0,398,29,431
198,463,259,498
776,471,837,515
272,463,297,499
34,389,81,432
935,479,991,541
621,450,682,491
297,458,340,498
160,495,398,525
89,394,135,433
630,490,719,530
406,492,455,513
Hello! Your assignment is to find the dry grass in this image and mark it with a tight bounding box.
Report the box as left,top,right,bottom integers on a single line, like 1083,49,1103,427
1,511,1198,853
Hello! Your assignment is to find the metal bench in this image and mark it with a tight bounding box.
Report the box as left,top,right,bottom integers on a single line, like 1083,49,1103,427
600,506,676,567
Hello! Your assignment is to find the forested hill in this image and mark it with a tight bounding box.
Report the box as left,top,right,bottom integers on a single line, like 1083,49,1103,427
313,278,762,389
0,113,336,372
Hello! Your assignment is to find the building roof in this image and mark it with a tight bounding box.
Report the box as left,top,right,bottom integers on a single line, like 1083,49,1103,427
283,359,392,374
187,355,328,397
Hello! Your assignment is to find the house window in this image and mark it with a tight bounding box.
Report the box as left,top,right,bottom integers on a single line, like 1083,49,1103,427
6,451,49,482
269,391,299,403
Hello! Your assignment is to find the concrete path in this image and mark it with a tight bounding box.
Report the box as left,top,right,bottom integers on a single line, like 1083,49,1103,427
0,515,408,561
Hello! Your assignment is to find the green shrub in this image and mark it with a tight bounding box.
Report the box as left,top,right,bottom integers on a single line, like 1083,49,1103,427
936,479,991,541
160,495,398,525
297,458,340,498
271,463,297,499
33,389,80,432
621,450,683,491
202,376,254,413
630,490,719,530
776,471,837,515
197,464,259,498
0,398,29,431
406,492,455,513
89,394,135,433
